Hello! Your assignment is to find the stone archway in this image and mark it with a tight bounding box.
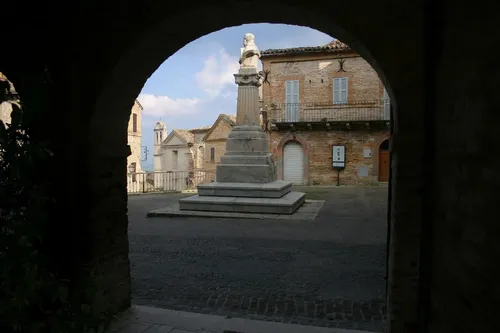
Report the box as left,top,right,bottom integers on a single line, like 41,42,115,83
2,2,431,332
4,1,500,331
89,7,427,323
275,133,310,184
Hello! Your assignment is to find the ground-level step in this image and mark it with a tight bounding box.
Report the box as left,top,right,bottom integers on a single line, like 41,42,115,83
197,180,292,198
178,191,306,214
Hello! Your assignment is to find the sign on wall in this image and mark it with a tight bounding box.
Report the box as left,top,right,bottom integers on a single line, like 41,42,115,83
357,165,369,177
332,145,346,169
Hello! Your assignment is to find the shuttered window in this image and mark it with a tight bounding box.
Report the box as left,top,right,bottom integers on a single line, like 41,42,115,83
333,77,348,104
285,80,299,121
383,87,391,119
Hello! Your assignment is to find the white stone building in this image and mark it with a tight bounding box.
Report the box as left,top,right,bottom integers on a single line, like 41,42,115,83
126,100,145,192
153,124,211,191
154,126,210,172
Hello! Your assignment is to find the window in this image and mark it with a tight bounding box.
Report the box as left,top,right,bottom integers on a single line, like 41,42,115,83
333,77,348,104
131,162,137,182
132,113,138,132
383,87,391,119
210,147,215,162
172,150,178,170
285,80,299,122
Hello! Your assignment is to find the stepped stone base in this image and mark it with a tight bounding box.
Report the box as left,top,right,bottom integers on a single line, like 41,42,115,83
178,191,306,215
147,199,324,220
198,180,292,198
216,164,275,183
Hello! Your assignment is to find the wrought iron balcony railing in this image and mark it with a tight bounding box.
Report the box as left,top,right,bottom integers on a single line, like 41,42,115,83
266,99,391,123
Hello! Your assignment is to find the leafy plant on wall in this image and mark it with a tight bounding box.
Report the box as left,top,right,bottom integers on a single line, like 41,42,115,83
0,77,115,333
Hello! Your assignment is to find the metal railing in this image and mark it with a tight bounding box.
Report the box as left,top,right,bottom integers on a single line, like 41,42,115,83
267,99,391,123
127,169,216,194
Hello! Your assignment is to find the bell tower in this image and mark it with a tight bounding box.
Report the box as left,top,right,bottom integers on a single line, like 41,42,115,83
153,121,167,171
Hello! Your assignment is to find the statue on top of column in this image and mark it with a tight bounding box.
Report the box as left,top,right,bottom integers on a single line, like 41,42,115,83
239,33,261,69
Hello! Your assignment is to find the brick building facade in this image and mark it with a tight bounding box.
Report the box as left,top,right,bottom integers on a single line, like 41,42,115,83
261,40,391,185
203,114,236,171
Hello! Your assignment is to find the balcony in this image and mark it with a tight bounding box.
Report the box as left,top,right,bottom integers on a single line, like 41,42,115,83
265,99,391,130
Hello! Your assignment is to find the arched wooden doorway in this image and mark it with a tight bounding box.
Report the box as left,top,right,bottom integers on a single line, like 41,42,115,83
378,139,390,182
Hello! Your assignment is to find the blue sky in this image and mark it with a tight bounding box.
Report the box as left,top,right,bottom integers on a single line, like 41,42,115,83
137,24,333,170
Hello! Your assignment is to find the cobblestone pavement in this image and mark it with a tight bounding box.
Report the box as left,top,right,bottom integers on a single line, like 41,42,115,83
127,187,388,332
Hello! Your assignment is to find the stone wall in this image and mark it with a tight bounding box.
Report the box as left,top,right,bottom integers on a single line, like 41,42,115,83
269,129,389,185
204,120,233,171
425,4,500,333
161,146,192,171
192,131,207,169
194,145,205,169
204,140,227,171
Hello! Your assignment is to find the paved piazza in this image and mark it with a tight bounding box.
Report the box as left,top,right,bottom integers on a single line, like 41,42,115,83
127,186,388,332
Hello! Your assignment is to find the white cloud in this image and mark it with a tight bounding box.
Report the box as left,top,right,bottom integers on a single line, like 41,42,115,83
138,48,240,118
195,48,240,98
137,94,202,117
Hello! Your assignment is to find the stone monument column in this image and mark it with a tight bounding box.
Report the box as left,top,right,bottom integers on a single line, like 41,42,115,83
235,68,261,127
215,33,276,183
175,33,305,215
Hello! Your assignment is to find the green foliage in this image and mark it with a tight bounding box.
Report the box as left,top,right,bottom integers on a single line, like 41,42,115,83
0,79,115,333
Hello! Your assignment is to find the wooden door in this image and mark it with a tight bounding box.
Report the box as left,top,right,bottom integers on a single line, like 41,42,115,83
378,151,390,182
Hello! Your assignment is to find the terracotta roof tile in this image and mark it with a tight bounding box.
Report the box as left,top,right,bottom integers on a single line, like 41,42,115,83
189,126,211,133
261,39,351,57
174,129,194,144
220,113,236,126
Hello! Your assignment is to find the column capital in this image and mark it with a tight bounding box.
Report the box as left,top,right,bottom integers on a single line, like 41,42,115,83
234,68,262,87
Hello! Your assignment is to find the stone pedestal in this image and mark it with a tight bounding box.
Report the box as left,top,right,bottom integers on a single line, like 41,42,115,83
179,66,305,215
216,125,276,183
